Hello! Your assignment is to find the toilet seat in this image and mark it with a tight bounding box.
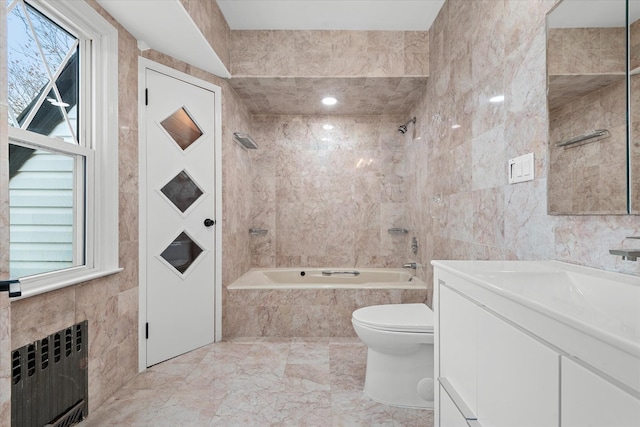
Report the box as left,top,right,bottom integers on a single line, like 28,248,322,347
352,303,433,333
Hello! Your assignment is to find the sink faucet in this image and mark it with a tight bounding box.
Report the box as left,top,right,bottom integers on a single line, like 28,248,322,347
609,249,640,261
403,262,417,270
609,237,640,261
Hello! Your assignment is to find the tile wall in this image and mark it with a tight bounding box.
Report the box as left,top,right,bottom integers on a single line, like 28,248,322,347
403,0,640,299
231,30,429,77
223,288,426,338
548,28,625,76
632,19,640,70
180,0,230,69
229,77,428,115
248,115,411,269
0,291,7,427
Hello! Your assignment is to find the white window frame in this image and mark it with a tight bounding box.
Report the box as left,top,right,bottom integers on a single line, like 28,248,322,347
8,0,121,298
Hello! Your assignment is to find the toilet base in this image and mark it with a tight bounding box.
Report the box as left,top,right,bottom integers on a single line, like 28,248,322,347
363,344,434,409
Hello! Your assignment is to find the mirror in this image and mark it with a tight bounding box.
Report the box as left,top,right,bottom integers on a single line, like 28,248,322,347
547,0,628,214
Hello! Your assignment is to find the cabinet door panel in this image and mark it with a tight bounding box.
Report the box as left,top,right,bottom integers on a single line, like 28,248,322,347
562,357,640,427
477,308,559,427
439,285,478,414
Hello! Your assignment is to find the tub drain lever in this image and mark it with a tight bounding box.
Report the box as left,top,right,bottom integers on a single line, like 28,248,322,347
321,270,360,276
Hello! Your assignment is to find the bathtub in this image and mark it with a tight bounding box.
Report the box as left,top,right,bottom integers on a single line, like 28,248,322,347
224,268,428,338
228,267,425,289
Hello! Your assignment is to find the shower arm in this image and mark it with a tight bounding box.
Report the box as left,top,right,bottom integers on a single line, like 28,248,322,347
403,117,416,127
398,117,416,134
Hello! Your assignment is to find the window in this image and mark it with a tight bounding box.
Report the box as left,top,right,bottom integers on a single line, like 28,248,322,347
6,0,119,296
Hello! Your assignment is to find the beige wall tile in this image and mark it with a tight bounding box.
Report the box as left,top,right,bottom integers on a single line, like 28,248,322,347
549,79,627,213
246,115,408,272
230,29,427,78
403,0,639,302
181,0,230,69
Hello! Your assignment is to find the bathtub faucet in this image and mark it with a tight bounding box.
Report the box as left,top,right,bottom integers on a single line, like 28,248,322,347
402,262,417,270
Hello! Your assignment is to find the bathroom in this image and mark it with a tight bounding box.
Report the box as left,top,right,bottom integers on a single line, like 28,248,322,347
1,0,639,425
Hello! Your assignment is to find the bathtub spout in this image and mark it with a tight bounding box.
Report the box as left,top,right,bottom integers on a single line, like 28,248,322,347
403,262,417,270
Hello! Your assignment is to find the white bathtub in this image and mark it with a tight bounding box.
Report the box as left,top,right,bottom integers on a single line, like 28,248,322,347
228,267,427,289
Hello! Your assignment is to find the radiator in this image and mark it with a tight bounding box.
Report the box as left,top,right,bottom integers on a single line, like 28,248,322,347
11,321,88,427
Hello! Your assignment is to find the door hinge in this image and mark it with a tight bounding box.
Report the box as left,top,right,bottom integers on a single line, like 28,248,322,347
145,322,149,339
145,88,148,106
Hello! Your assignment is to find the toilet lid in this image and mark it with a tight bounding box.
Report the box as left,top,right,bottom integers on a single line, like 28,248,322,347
352,303,433,333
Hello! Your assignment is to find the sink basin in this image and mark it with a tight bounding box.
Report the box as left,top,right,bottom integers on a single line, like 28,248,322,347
474,270,640,346
432,260,640,354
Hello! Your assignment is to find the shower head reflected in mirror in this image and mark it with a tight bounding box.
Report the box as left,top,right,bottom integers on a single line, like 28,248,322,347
398,117,416,134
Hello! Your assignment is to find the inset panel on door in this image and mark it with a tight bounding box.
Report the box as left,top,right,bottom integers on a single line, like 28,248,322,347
160,107,203,150
160,170,204,213
159,231,203,275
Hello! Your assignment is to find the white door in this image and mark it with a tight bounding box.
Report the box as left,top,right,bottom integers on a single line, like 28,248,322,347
144,68,216,366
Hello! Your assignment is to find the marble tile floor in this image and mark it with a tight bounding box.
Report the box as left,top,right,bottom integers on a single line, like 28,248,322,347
80,338,433,427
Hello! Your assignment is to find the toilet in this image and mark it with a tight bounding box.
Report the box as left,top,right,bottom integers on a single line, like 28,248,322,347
351,303,434,409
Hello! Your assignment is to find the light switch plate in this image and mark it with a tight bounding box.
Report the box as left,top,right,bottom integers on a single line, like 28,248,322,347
508,153,534,184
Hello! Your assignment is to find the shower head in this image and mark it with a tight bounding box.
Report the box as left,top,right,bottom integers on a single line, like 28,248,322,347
398,117,416,134
233,132,258,149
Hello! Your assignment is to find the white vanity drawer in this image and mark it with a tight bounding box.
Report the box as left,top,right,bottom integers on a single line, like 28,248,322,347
561,357,640,427
476,307,559,427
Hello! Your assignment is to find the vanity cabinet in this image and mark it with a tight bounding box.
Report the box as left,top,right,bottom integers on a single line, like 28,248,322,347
433,261,640,427
438,283,558,427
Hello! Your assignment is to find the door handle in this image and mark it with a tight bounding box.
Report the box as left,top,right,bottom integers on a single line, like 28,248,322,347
204,218,215,227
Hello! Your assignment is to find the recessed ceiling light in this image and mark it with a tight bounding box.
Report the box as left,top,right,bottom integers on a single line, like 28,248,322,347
489,95,505,103
322,97,337,106
323,124,334,130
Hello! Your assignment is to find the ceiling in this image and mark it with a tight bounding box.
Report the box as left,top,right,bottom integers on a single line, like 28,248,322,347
218,1,442,115
96,0,230,77
548,0,628,28
230,77,428,115
97,0,445,115
217,0,445,31
548,74,625,111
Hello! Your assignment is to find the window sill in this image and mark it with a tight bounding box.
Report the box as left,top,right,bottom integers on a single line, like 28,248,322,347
12,267,124,300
